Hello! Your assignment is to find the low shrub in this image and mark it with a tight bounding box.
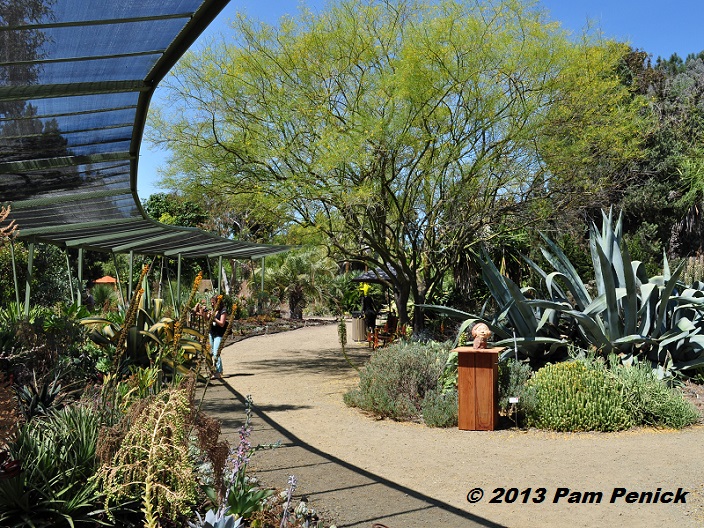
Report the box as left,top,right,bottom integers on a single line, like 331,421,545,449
498,358,533,415
524,356,701,432
344,340,452,421
524,361,632,432
612,360,700,429
421,388,458,427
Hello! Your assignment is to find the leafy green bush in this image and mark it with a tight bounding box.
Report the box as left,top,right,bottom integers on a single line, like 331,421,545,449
612,360,700,429
421,388,458,427
524,361,632,432
344,340,452,420
498,358,533,415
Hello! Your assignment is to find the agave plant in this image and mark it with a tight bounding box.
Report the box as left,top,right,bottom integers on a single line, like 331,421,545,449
419,246,570,363
423,209,704,375
525,209,704,374
188,508,242,528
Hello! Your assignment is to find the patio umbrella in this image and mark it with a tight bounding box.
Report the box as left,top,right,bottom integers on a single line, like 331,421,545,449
350,267,393,284
351,268,396,312
94,276,117,284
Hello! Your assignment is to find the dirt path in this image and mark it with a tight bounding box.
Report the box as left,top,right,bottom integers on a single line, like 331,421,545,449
201,321,704,528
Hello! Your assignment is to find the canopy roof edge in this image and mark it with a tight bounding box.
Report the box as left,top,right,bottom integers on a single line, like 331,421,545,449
1,0,288,261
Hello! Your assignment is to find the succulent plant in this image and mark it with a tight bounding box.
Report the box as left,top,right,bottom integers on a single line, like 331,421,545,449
188,507,242,528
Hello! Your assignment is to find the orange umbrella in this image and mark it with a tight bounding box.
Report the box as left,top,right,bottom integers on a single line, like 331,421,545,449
94,275,117,284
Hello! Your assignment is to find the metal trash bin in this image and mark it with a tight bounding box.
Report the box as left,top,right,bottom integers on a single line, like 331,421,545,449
350,313,366,342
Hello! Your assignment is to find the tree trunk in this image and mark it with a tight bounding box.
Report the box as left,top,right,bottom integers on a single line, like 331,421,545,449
289,290,304,319
393,275,427,336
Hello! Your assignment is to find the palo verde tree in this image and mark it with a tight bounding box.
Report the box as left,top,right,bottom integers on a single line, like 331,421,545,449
148,0,647,332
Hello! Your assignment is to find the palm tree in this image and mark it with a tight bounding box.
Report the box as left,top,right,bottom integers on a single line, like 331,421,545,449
264,247,337,319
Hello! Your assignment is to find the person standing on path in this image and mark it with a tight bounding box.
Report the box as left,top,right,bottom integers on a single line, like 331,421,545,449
196,295,228,378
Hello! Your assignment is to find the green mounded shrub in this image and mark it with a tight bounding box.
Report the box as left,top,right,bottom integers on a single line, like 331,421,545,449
344,340,452,421
421,388,458,428
498,359,533,415
524,361,632,432
612,360,700,429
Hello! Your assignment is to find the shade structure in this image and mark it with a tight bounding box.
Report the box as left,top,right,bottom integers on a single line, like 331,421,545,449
0,0,288,260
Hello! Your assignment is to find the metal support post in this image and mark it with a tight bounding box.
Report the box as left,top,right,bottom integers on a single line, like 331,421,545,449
9,239,20,307
77,248,83,306
65,251,75,304
218,256,223,294
177,253,182,313
128,250,134,300
24,242,34,317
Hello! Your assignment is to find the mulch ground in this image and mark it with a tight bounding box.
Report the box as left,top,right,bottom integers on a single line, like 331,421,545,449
682,380,704,422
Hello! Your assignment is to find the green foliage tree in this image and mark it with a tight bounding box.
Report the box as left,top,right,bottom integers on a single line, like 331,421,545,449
148,0,647,332
0,242,74,308
615,50,704,263
143,192,208,228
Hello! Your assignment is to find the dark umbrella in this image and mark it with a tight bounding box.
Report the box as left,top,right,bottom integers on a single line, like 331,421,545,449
351,267,397,314
350,267,393,284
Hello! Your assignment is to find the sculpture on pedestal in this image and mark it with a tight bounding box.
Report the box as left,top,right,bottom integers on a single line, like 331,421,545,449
471,322,492,349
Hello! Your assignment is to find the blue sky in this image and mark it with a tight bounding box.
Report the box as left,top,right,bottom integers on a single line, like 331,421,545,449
137,0,704,198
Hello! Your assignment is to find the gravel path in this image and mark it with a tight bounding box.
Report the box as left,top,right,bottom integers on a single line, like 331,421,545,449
201,321,704,528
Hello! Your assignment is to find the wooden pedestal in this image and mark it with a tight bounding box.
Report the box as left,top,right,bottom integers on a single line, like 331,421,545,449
455,347,502,431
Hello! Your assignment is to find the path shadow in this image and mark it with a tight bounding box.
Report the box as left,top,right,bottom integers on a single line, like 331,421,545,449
235,346,372,377
215,381,505,528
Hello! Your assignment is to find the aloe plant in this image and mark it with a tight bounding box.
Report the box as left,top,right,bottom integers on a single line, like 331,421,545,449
81,272,204,376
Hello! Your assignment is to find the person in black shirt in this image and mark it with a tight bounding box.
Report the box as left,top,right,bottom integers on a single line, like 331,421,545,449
196,296,228,379
362,294,376,335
